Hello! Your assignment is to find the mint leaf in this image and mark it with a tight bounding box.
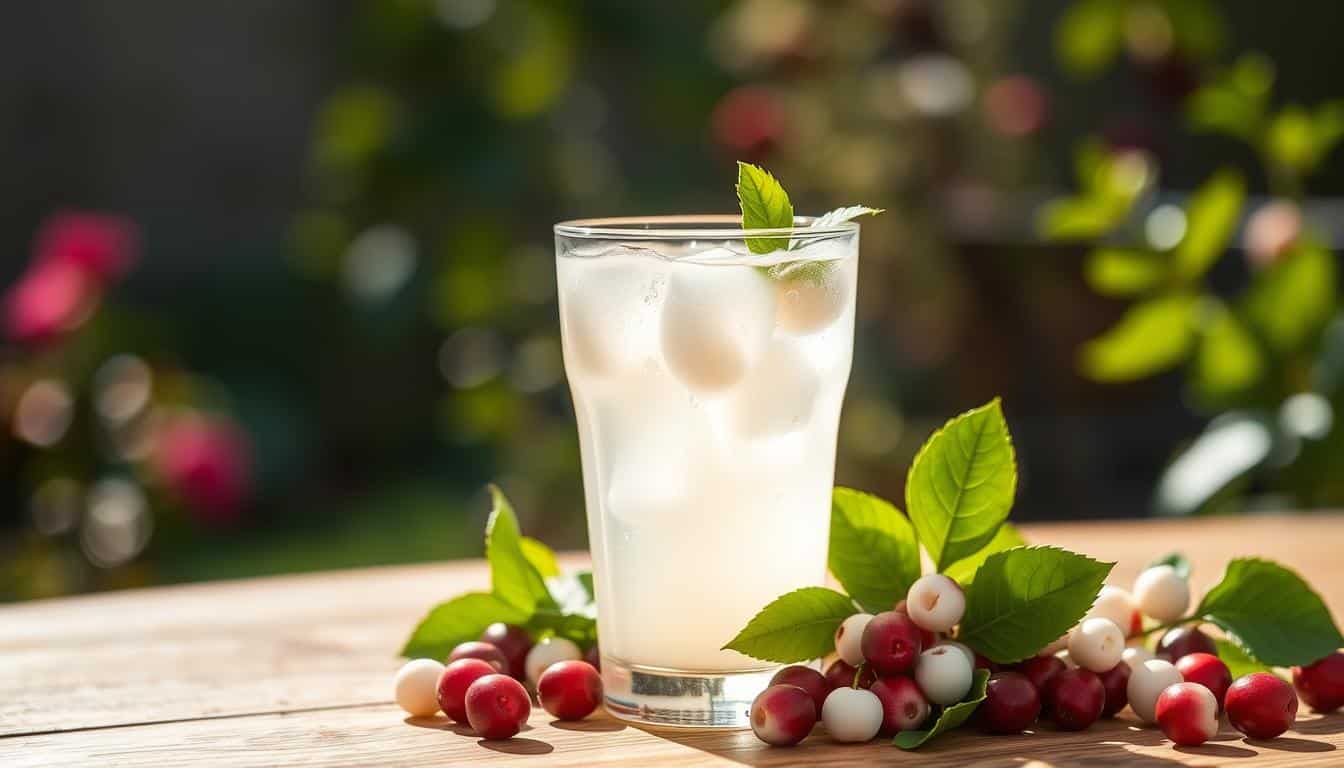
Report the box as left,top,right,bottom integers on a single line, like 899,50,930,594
1215,638,1278,680
828,487,920,613
722,587,856,663
810,205,884,228
1148,551,1191,580
943,523,1027,587
736,161,794,254
528,609,598,650
401,591,529,659
893,669,990,749
906,398,1017,571
1194,558,1344,666
1174,168,1244,282
486,485,554,613
520,536,560,578
958,546,1114,664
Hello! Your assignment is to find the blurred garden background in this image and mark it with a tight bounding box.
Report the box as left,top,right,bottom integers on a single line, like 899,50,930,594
3,0,1343,601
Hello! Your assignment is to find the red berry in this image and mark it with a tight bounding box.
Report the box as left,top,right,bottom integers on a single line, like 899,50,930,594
860,611,924,676
1046,668,1105,731
464,674,531,739
1176,653,1232,710
1156,682,1219,746
437,659,497,722
980,671,1041,734
1018,655,1067,698
770,665,829,715
823,659,875,692
750,684,817,746
448,641,507,672
893,600,938,648
537,661,603,721
1225,673,1298,739
479,623,533,680
1293,651,1344,713
1156,626,1216,662
1098,662,1131,717
869,676,931,735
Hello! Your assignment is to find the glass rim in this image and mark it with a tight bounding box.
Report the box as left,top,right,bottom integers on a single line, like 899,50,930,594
553,214,860,240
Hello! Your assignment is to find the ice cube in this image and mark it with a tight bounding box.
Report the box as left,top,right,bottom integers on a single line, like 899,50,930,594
558,253,666,377
773,261,851,335
659,261,776,393
731,340,821,437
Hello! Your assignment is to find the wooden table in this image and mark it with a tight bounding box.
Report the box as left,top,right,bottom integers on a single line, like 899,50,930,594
4,515,1343,767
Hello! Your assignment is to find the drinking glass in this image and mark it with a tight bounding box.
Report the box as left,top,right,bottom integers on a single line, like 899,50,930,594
554,215,859,727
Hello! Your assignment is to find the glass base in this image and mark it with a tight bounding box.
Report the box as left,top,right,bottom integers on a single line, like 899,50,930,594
601,656,781,728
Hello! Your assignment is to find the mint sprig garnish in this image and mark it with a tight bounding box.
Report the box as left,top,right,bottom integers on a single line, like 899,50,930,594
400,485,596,659
735,161,881,255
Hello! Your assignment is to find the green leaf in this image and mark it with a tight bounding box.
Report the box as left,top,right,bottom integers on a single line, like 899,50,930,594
1054,0,1122,77
485,485,554,613
1215,638,1277,680
1244,241,1337,353
810,205,884,228
528,609,598,649
1190,300,1264,403
722,587,856,663
1187,85,1261,143
576,570,595,602
1194,558,1344,667
1080,294,1198,381
1038,197,1125,240
958,546,1114,664
1175,169,1245,282
401,591,529,659
943,524,1027,587
520,536,560,578
893,669,990,749
736,162,794,254
1268,105,1318,173
1147,552,1191,580
1085,248,1168,296
828,487,920,613
906,399,1017,571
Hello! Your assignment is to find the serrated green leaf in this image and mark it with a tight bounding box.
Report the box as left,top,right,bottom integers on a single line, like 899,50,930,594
528,609,598,649
486,485,554,613
893,669,990,749
1055,0,1122,78
736,162,794,254
400,591,529,659
1190,302,1265,403
958,546,1114,664
828,487,920,613
1080,294,1198,381
1244,241,1336,354
906,399,1017,571
1215,638,1277,680
1175,169,1244,282
810,205,884,228
1085,248,1168,296
944,524,1027,587
520,536,560,578
1147,551,1191,580
722,587,856,663
1195,558,1344,667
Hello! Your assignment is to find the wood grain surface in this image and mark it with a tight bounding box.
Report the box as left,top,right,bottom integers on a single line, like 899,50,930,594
3,514,1343,766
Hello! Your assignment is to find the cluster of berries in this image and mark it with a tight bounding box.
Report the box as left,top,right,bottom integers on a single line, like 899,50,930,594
392,623,603,739
752,565,1344,747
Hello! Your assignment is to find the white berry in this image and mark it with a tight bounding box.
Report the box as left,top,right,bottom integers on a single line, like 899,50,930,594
1127,658,1183,723
905,574,965,633
914,644,974,706
1132,565,1190,623
1069,617,1125,673
1122,645,1155,669
834,613,873,666
934,640,975,669
821,687,884,743
393,658,445,716
525,636,581,686
1088,585,1139,636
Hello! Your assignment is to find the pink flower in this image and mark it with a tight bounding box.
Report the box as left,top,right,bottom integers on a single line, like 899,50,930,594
3,259,94,344
153,413,254,527
34,211,139,283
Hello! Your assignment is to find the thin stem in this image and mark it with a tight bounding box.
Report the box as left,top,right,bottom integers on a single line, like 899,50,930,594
1134,618,1189,639
852,663,867,689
